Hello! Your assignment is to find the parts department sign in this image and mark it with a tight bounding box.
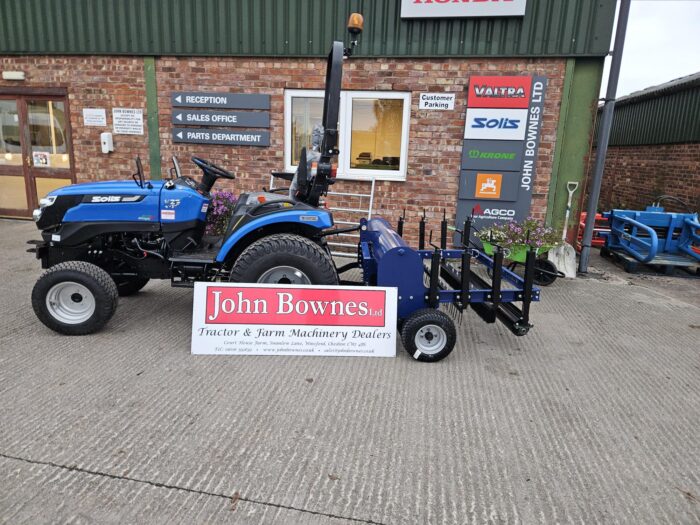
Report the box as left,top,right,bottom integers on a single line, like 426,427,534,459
401,0,527,18
173,128,270,147
191,283,397,357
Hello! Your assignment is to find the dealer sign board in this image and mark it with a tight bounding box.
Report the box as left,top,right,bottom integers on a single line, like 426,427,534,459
456,75,548,241
191,283,397,357
401,0,527,18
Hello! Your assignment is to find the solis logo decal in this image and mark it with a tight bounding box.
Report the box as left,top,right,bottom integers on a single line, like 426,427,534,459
472,117,520,130
468,76,532,109
464,108,528,141
204,286,386,327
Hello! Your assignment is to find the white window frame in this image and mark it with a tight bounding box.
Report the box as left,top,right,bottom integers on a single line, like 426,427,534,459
284,89,411,182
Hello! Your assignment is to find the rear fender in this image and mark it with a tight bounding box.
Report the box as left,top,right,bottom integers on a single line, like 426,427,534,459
215,210,332,263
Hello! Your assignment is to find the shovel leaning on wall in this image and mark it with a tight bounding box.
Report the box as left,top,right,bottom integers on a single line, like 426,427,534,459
548,182,579,278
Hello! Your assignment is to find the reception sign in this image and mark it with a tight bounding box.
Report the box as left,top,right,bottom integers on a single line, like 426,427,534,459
191,283,397,357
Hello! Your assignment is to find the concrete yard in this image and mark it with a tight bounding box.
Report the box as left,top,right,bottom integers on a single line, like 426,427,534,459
1,218,698,524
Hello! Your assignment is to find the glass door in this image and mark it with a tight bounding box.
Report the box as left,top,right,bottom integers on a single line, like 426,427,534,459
0,94,74,218
0,97,29,217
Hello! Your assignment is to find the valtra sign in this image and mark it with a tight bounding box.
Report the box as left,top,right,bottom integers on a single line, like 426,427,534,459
468,76,532,109
401,0,527,18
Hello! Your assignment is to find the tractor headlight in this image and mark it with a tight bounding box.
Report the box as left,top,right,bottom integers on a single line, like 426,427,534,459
32,208,43,222
39,195,57,208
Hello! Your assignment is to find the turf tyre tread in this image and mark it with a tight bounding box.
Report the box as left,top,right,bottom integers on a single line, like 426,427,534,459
229,233,338,285
400,308,457,363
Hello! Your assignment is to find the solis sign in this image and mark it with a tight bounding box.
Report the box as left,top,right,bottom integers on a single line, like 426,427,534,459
401,0,527,18
464,108,528,141
192,283,398,357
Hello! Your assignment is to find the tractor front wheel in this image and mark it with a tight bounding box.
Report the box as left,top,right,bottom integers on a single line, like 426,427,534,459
32,261,119,335
229,234,338,285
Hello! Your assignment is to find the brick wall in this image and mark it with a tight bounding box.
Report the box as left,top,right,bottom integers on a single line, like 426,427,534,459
0,56,150,183
589,142,700,213
1,55,566,242
156,56,565,244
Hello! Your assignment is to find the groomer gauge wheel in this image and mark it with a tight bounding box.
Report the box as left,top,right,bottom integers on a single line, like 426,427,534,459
533,259,558,286
32,261,119,335
229,233,338,285
401,309,457,363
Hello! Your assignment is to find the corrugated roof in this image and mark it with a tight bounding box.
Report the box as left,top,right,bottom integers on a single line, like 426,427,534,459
596,71,700,146
615,72,700,106
0,0,616,58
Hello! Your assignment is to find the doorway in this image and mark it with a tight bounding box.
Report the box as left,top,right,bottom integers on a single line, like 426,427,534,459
0,91,75,218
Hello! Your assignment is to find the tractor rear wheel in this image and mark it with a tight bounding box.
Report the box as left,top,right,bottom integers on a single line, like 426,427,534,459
229,234,338,285
113,275,150,296
32,261,119,335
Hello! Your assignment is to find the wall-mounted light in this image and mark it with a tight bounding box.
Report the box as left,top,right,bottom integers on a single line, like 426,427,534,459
2,71,25,81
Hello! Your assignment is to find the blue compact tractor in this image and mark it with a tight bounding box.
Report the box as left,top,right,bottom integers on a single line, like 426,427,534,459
28,13,541,362
28,16,361,335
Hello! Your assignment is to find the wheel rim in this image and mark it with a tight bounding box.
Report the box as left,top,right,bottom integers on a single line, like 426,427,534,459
414,324,447,355
257,266,311,285
45,281,96,324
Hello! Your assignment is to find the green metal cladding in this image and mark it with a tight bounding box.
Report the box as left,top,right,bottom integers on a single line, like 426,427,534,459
1,0,615,58
595,74,700,146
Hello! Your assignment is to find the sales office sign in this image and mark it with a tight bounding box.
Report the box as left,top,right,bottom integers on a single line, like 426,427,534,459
191,283,398,357
401,0,527,18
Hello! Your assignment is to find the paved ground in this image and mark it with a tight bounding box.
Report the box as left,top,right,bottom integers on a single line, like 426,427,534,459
1,218,699,524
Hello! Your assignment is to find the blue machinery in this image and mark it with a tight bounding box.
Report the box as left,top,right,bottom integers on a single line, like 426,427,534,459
343,215,541,361
602,205,700,272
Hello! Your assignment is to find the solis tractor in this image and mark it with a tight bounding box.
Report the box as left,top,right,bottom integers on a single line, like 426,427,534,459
28,13,541,362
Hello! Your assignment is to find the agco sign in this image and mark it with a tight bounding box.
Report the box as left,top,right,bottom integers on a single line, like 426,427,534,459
401,0,527,18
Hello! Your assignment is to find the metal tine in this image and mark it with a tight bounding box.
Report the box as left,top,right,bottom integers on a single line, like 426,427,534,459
428,245,441,308
440,209,447,250
459,216,472,312
522,244,536,325
490,244,503,304
419,209,426,250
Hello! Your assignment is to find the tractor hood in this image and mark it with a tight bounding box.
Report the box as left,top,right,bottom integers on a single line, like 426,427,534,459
46,179,164,197
34,179,164,230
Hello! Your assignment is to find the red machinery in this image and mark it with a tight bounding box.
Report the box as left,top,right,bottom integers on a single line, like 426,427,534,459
576,212,610,252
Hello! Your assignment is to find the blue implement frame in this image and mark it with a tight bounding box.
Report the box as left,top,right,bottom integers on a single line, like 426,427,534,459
358,217,540,336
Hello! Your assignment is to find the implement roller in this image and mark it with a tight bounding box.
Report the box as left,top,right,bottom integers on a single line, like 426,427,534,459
339,213,541,362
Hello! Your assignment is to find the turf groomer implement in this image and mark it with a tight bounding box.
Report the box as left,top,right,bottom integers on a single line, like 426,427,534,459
27,13,541,362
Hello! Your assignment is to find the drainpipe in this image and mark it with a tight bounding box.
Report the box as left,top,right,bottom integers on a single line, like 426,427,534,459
578,0,632,273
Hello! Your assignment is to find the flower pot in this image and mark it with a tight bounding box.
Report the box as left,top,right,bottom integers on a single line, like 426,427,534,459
481,242,551,263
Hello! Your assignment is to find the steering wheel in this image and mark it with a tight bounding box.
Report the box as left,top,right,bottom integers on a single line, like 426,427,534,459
191,156,235,180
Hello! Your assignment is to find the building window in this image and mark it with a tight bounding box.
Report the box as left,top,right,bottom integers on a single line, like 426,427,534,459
284,90,410,181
